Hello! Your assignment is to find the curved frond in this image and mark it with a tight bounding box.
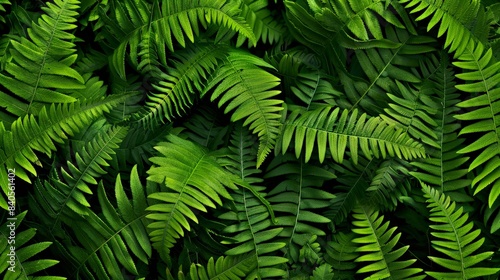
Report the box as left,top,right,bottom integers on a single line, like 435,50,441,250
0,95,127,209
343,27,435,115
264,154,336,262
0,211,65,279
351,205,425,279
421,183,500,279
409,54,471,192
66,166,151,280
381,81,439,148
171,254,256,280
326,232,359,278
399,0,489,57
146,135,237,261
235,0,286,47
135,43,227,127
204,48,284,168
101,0,255,79
215,123,287,278
453,42,500,207
279,106,426,165
0,0,83,119
31,125,128,230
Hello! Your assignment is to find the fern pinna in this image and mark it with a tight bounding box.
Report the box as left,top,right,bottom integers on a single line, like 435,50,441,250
1,0,500,279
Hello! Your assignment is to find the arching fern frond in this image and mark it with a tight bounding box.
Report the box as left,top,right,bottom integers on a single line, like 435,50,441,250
101,0,255,79
278,106,426,165
66,166,151,280
409,54,471,193
0,0,83,119
0,211,65,280
454,42,500,207
0,95,128,209
264,154,336,262
204,48,284,168
343,27,435,115
135,43,228,127
31,125,128,231
146,134,237,261
168,254,256,280
381,80,439,148
0,0,10,24
421,183,500,279
326,232,359,278
351,205,425,279
399,0,490,58
235,0,287,47
218,126,287,278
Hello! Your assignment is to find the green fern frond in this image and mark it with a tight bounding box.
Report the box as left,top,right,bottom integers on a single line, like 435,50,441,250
399,0,489,57
235,0,286,47
170,254,256,280
0,0,10,24
325,156,373,225
453,42,500,207
311,263,335,280
291,70,341,111
32,125,128,229
219,187,288,279
326,232,359,278
264,154,336,262
102,0,255,79
343,27,435,115
0,211,65,279
409,54,471,192
0,95,127,209
421,182,500,279
183,105,228,150
365,159,410,210
66,166,151,280
351,205,425,279
135,43,227,127
204,48,284,168
146,134,237,261
0,0,83,119
484,198,500,234
278,106,426,165
318,0,411,49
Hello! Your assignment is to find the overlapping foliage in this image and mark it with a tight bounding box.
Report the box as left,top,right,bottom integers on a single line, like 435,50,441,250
0,0,499,279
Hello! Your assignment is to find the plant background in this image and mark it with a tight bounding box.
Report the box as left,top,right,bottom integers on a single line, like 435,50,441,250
0,0,500,279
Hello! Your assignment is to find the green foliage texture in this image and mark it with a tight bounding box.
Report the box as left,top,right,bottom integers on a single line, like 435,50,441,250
0,0,500,279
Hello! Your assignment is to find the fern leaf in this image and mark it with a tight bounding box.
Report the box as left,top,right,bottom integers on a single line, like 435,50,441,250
343,27,435,115
235,0,286,47
32,125,128,230
102,0,255,79
0,95,127,209
264,154,336,262
0,211,65,279
182,254,256,280
421,182,500,279
453,42,500,207
399,0,489,57
66,167,151,279
204,48,284,168
146,135,237,261
351,205,425,279
409,54,471,193
381,81,439,148
0,0,83,119
279,106,426,165
135,43,227,127
326,232,360,278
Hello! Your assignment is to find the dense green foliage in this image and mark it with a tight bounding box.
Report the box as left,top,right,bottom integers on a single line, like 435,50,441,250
0,0,500,279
